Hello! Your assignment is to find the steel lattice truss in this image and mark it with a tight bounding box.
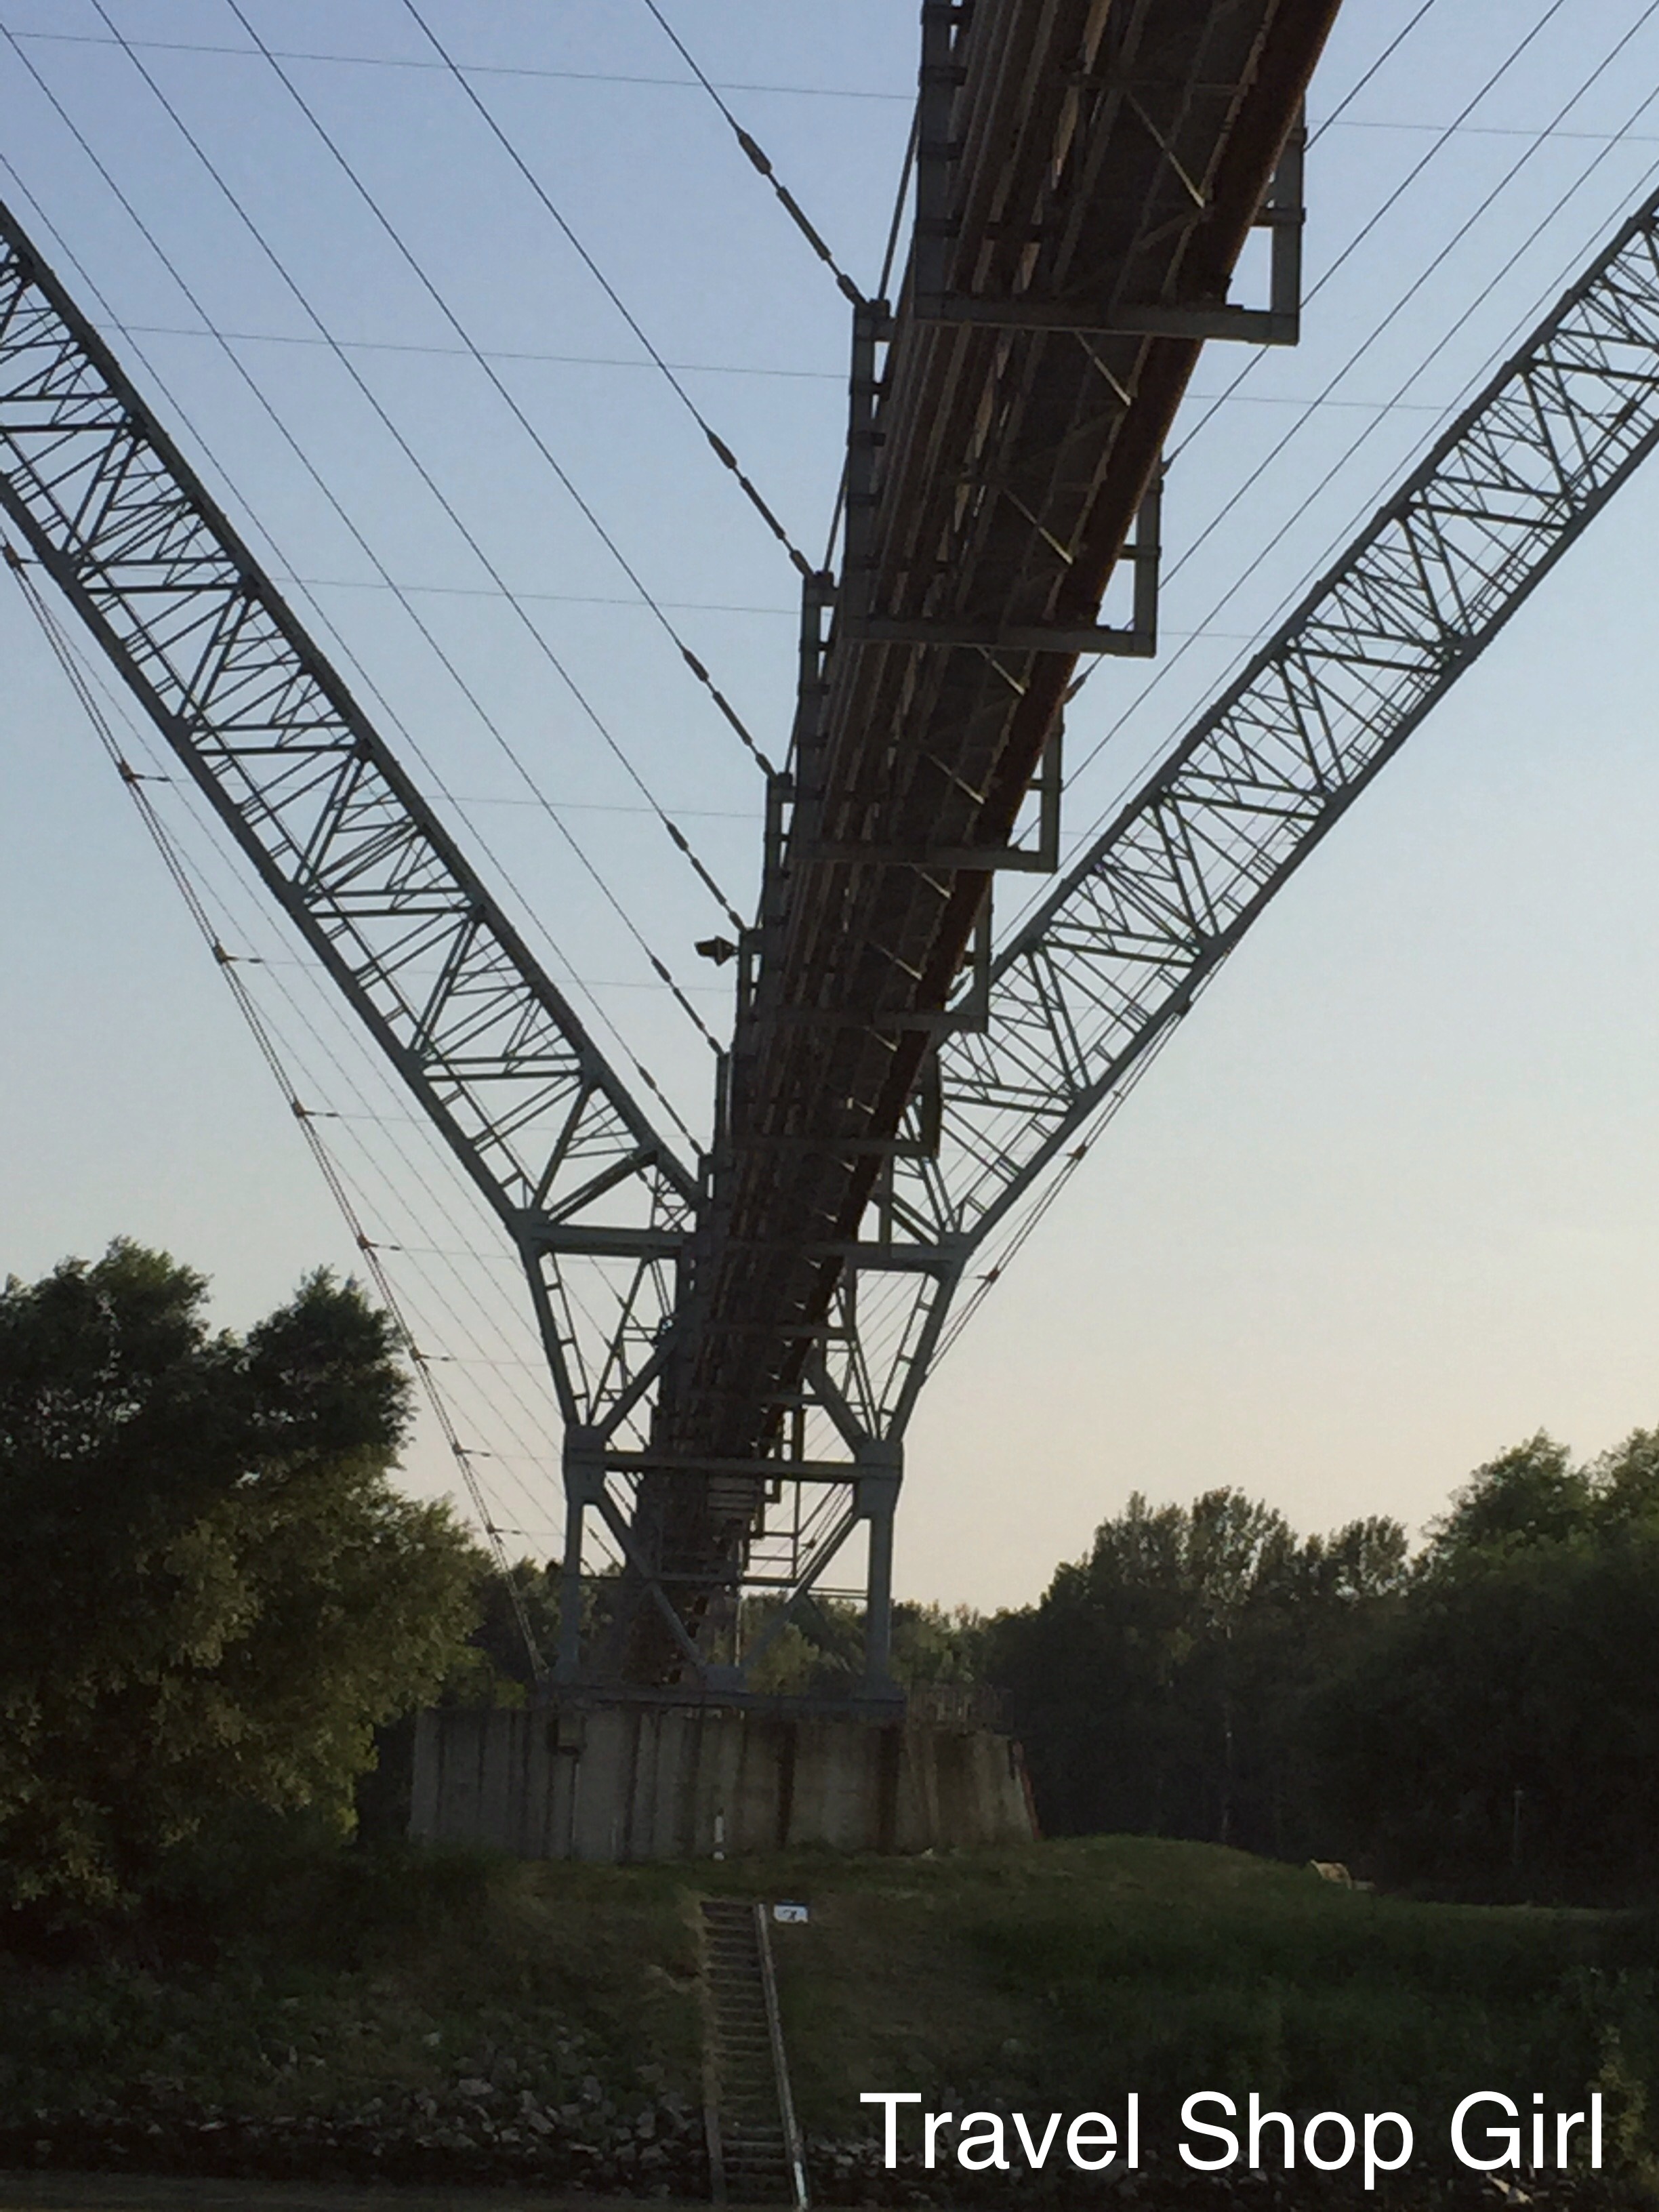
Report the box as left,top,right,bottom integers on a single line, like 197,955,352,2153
892,182,1659,1254
0,200,697,1472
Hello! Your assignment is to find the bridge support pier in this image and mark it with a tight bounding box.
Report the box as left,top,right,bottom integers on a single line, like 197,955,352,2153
409,1696,1037,1864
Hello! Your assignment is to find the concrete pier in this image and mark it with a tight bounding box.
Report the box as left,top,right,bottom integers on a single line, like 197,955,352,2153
409,1700,1038,1862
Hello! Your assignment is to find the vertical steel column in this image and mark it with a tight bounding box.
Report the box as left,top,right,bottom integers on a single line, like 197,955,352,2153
556,1429,602,1682
842,296,892,628
1265,106,1307,342
858,1440,903,1694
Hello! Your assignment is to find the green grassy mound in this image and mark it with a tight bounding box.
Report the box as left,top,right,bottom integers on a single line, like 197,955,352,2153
2,1836,1654,2202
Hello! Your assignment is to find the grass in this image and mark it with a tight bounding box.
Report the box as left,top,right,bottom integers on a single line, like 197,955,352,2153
727,1838,1659,2152
4,1835,1658,2188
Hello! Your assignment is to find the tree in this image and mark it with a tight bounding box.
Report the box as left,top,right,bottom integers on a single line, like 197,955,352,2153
987,1488,1408,1854
1313,1428,1659,1897
1426,1431,1593,1559
0,1240,481,1911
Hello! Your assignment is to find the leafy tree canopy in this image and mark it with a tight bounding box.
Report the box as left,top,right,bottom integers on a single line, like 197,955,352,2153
1315,1425,1659,1896
0,1240,482,1912
1425,1431,1595,1561
987,1488,1409,1854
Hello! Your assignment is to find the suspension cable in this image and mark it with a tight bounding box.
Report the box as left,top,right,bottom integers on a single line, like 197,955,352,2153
636,0,867,307
398,0,818,590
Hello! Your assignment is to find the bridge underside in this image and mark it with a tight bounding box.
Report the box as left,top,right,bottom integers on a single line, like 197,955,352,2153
621,0,1340,1672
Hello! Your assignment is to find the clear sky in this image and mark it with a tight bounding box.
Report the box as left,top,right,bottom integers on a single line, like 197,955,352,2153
6,1,1659,1614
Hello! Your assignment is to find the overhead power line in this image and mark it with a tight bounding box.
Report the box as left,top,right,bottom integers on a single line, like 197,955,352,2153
1169,0,1652,569
1304,0,1446,150
1160,0,1573,491
217,0,780,786
13,558,580,1552
4,29,912,102
1038,78,1659,946
85,0,773,836
102,322,842,382
1057,0,1658,790
14,10,739,1059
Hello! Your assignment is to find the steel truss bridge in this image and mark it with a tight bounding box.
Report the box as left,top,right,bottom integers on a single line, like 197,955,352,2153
7,0,1659,1704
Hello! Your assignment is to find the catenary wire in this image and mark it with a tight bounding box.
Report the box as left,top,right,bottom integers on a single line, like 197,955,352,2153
1304,0,1446,150
1,29,911,102
941,14,1659,1327
635,0,865,305
101,324,844,381
951,23,1658,1332
934,1004,1201,1364
0,55,730,1082
1062,14,1659,808
19,8,1637,1425
56,712,577,1560
1151,0,1575,488
13,588,590,1532
217,0,781,787
959,101,1659,1326
1,220,733,1074
26,16,1659,142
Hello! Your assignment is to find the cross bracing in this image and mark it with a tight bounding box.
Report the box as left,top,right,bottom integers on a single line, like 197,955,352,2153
634,0,1339,1686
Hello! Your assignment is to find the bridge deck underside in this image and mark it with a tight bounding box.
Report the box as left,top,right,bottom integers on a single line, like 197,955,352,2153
644,0,1341,1613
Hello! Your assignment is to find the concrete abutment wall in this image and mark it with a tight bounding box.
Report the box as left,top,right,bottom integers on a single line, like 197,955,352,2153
409,1703,1038,1861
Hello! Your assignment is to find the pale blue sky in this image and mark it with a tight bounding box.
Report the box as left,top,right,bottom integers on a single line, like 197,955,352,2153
6,1,1659,1607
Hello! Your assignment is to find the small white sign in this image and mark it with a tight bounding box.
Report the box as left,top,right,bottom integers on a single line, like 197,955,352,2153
773,1901,810,1923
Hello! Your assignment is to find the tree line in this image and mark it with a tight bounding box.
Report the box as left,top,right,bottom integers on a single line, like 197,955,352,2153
5,1239,1657,1919
989,1433,1659,1900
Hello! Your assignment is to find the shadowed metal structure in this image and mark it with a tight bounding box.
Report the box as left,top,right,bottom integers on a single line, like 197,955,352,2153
16,1,1659,1711
609,0,1337,1685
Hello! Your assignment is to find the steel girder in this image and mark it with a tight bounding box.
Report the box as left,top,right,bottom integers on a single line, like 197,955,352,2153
0,0,1343,1700
25,16,1659,1704
644,166,1659,1689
